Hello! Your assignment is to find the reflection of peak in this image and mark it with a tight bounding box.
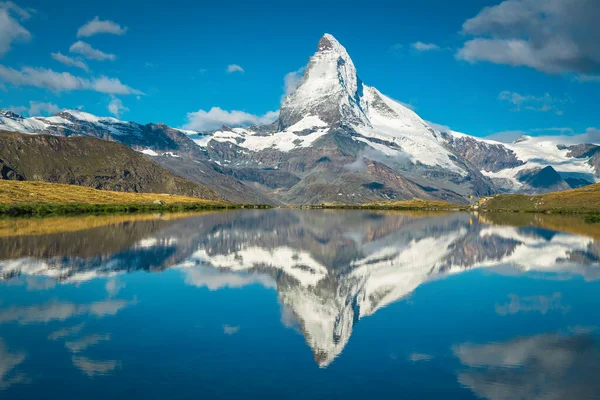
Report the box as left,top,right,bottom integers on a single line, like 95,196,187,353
1,210,598,367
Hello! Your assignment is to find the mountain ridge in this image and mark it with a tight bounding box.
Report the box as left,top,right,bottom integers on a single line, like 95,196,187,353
1,34,599,204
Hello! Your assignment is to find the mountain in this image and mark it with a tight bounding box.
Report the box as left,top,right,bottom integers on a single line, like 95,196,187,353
1,34,598,204
0,110,270,203
0,131,221,200
0,109,204,158
190,34,598,203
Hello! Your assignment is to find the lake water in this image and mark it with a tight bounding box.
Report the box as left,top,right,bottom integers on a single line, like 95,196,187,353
0,210,599,399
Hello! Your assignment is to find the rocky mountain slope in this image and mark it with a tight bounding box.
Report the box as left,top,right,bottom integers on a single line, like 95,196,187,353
1,34,598,204
0,131,221,200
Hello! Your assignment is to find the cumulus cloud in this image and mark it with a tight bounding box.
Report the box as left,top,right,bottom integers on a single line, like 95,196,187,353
72,356,120,377
65,334,111,353
7,100,60,117
586,127,600,143
51,52,89,72
0,65,143,95
182,107,278,131
0,1,32,20
345,146,410,172
495,293,569,316
226,64,244,73
498,90,568,114
0,338,26,389
456,0,600,75
28,101,60,116
48,323,85,341
69,40,115,61
454,332,600,400
0,5,31,57
107,97,128,118
283,68,304,98
77,16,127,38
412,41,440,51
182,266,275,290
0,299,132,324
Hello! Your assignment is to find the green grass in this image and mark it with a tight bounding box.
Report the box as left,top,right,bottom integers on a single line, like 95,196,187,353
313,199,467,211
0,180,246,216
585,215,600,224
474,183,600,214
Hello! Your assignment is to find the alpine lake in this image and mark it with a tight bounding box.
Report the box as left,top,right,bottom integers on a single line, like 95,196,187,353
1,209,599,399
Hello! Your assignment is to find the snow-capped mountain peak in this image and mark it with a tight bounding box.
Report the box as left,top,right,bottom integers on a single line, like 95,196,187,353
279,33,370,129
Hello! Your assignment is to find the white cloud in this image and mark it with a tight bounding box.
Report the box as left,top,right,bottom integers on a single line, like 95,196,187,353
72,356,119,377
0,2,32,20
0,338,26,389
48,323,85,341
182,266,275,290
28,101,60,116
226,64,244,73
77,16,127,38
495,293,569,316
283,68,304,98
0,7,31,57
498,90,568,114
484,126,600,144
0,299,132,324
69,40,115,61
51,52,89,72
182,107,278,131
65,334,110,353
412,41,440,51
7,100,60,117
484,130,528,143
0,65,143,95
456,0,600,75
107,97,128,118
586,127,600,142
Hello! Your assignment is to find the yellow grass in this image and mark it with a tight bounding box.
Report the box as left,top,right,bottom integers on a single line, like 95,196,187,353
477,183,600,213
362,199,465,209
0,180,227,206
0,212,217,238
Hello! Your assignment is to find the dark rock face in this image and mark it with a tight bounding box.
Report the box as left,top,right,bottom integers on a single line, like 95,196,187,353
0,131,221,200
563,143,600,177
154,156,279,205
565,143,600,159
443,133,524,172
516,166,571,194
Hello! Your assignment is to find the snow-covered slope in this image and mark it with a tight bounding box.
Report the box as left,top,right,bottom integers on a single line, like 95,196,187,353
0,109,205,159
444,129,599,191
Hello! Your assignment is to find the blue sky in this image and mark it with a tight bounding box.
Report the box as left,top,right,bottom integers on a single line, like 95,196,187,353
0,0,598,139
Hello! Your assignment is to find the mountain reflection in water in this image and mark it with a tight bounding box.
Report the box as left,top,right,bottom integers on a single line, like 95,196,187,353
0,210,599,399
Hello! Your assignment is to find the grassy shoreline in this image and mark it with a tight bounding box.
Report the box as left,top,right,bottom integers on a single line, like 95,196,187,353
0,180,260,216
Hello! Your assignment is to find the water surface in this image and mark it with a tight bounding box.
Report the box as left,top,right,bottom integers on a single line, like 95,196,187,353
1,210,599,399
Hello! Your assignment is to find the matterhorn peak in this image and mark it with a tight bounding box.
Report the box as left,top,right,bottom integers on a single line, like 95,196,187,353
278,34,370,130
317,33,345,53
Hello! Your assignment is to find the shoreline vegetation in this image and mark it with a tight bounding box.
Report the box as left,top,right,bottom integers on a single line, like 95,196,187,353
1,180,600,219
0,180,247,216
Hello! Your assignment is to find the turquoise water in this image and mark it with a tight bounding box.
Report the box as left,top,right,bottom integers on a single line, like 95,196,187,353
1,210,599,399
